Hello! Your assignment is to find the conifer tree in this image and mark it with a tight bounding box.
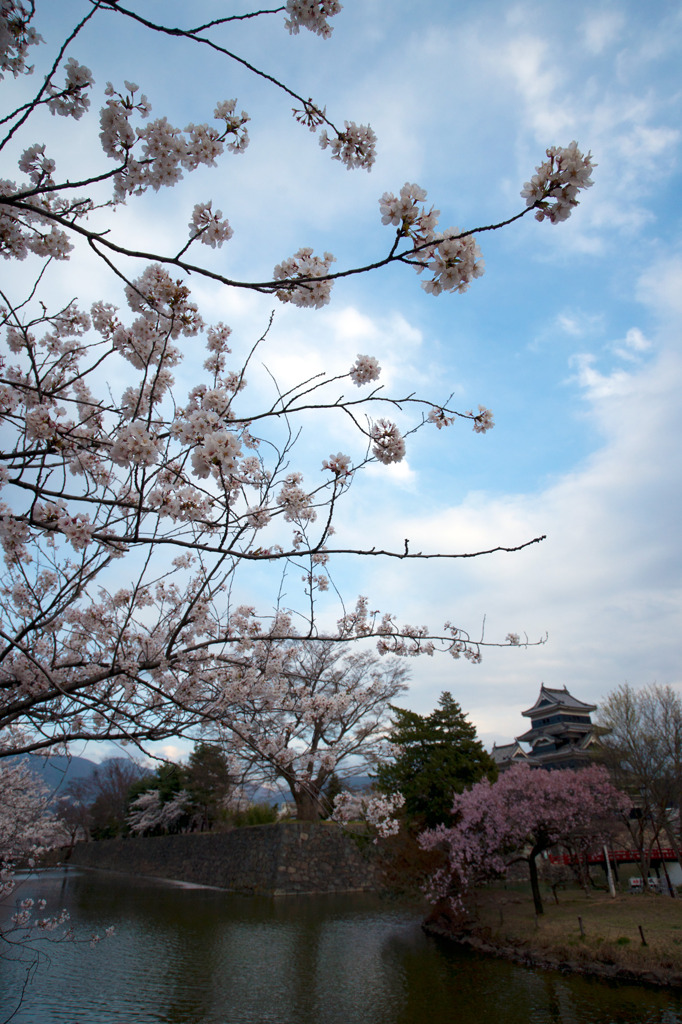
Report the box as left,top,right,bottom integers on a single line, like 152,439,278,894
375,692,496,828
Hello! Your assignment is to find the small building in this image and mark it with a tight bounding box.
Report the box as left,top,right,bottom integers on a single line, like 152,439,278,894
493,685,598,771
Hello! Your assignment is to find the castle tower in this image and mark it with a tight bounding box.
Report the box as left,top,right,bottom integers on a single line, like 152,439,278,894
516,685,597,770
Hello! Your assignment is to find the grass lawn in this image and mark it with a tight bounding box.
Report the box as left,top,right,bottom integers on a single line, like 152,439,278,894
465,883,682,978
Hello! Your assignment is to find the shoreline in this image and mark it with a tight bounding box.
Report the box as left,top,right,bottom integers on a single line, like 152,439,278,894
423,921,682,990
421,891,682,991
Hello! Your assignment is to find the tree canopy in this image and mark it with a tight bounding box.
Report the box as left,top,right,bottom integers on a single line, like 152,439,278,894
595,683,682,878
374,692,497,828
420,764,628,915
213,642,409,821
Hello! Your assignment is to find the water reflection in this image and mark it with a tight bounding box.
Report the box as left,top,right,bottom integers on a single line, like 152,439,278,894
1,868,680,1024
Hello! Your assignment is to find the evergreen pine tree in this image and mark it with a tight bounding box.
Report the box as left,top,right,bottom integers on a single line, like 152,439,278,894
375,692,497,828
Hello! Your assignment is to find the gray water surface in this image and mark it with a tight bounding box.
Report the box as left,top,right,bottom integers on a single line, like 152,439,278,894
1,868,681,1024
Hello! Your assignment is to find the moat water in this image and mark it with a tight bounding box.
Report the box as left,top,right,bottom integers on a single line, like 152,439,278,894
1,868,681,1024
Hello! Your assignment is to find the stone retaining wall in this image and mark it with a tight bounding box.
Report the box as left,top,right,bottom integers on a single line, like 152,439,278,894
68,823,379,895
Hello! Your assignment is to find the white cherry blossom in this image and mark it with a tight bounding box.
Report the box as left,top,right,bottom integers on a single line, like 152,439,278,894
284,0,342,38
349,354,380,386
371,419,406,464
521,141,595,223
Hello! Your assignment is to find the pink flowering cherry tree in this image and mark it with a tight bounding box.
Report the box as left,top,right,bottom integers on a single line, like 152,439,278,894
0,2,595,787
420,764,629,915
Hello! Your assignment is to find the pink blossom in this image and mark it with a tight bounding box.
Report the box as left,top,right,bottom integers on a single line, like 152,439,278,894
420,229,485,296
521,141,595,223
379,182,429,229
46,58,93,119
284,0,342,38
0,1,43,79
273,248,336,308
110,422,162,467
468,404,494,433
188,202,233,247
349,354,380,386
427,406,455,429
319,120,376,171
370,419,406,464
322,452,352,477
276,472,317,522
420,765,629,907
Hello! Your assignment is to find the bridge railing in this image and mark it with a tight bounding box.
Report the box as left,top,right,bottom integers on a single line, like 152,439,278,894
548,848,677,865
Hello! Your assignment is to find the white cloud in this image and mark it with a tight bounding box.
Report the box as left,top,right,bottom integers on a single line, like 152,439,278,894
637,256,682,320
556,311,603,338
332,253,682,741
611,326,652,361
581,10,626,54
365,457,418,490
569,353,636,400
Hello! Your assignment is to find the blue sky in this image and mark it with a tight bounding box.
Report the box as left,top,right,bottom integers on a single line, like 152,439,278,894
10,0,682,758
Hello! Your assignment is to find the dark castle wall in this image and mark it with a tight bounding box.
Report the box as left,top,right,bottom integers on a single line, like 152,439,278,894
68,822,379,894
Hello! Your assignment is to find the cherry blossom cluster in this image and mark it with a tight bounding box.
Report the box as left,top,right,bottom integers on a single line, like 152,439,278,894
0,0,41,79
10,898,70,934
276,473,317,523
319,120,376,171
427,406,455,430
1,172,75,260
18,142,55,185
379,182,439,240
521,141,595,223
45,57,93,119
469,404,494,433
379,184,484,295
127,789,193,834
36,502,94,552
370,419,406,464
273,247,336,308
100,85,249,200
188,201,233,248
349,354,381,386
375,626,436,659
0,503,32,564
322,452,352,477
332,790,405,840
284,0,343,38
443,622,482,663
419,229,485,296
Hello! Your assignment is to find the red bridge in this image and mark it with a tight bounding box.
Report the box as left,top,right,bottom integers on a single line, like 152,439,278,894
549,848,678,866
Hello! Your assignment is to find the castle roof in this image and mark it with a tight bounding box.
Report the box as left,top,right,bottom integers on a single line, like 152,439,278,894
490,741,529,766
521,684,597,718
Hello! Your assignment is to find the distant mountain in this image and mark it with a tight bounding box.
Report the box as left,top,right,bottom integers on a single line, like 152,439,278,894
246,774,373,806
8,753,147,798
9,753,373,804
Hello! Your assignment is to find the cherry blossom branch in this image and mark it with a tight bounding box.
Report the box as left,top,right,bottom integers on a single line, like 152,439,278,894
4,197,535,296
94,1,343,134
0,4,99,151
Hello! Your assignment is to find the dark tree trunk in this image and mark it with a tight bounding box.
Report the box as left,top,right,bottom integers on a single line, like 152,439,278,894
293,788,323,822
528,845,544,916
